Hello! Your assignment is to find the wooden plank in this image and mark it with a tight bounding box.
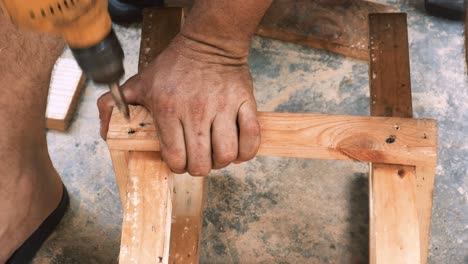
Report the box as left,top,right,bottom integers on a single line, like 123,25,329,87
371,164,420,263
107,106,437,167
368,13,436,264
109,150,129,206
46,58,86,131
166,0,396,60
369,13,412,118
138,7,184,72
415,164,436,263
132,7,205,263
119,151,173,264
169,175,205,264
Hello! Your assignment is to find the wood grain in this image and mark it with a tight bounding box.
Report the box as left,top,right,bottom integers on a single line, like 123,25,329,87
135,7,205,264
46,58,86,131
138,7,184,72
119,152,173,264
368,13,436,264
109,150,129,205
166,0,396,60
371,164,420,263
369,13,412,118
169,175,205,264
107,106,437,167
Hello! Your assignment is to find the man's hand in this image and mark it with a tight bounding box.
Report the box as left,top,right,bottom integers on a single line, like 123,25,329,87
98,35,260,176
98,0,272,176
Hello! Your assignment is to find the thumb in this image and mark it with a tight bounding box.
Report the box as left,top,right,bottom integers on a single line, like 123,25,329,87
97,74,146,140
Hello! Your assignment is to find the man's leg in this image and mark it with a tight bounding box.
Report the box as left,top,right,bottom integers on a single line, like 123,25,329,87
0,15,65,261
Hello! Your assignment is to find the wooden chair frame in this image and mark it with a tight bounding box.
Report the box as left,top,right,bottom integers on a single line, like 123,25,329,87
107,8,437,264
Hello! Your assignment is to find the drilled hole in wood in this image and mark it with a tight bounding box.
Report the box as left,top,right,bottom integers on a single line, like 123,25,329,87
127,129,136,135
386,135,396,144
394,124,400,130
398,169,405,178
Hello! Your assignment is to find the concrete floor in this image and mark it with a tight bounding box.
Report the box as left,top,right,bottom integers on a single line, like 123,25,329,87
34,0,467,263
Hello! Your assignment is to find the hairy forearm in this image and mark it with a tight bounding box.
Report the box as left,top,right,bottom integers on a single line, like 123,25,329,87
181,0,272,58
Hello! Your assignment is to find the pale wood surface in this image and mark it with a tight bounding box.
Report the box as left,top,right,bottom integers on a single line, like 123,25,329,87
119,151,173,264
368,13,436,264
371,164,421,263
166,0,396,60
169,175,205,264
46,58,85,131
107,106,437,167
109,150,129,206
116,7,205,264
415,165,437,263
140,7,205,263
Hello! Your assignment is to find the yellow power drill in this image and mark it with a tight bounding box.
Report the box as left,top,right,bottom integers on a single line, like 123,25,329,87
0,0,130,119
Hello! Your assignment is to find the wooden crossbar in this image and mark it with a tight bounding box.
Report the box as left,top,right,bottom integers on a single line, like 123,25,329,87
368,13,436,264
107,107,437,167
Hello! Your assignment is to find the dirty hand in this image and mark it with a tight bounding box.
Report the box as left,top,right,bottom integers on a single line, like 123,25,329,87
98,35,260,176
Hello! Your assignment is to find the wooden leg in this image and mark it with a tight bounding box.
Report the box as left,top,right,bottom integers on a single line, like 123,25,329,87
169,174,205,264
369,164,420,263
119,151,174,264
110,150,130,206
415,166,436,263
368,13,436,263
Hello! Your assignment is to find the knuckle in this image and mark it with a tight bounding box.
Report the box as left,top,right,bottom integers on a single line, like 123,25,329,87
96,93,111,108
243,122,260,137
162,149,186,170
189,97,206,118
215,151,237,165
156,100,178,118
188,165,211,177
166,156,186,171
237,151,256,162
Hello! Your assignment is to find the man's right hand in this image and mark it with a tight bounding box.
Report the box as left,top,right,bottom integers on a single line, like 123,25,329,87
97,35,261,176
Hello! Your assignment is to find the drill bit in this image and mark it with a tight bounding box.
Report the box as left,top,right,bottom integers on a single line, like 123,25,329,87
109,82,130,120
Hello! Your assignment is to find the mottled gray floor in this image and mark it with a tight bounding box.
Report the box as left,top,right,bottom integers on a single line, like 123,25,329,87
34,0,467,263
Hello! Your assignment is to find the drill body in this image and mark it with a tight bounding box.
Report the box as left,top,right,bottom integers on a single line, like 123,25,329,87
0,0,129,117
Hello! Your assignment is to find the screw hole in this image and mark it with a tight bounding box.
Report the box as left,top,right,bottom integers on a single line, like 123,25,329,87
394,124,400,130
41,9,46,17
49,6,55,14
29,11,35,19
397,169,405,178
386,135,396,144
127,129,136,135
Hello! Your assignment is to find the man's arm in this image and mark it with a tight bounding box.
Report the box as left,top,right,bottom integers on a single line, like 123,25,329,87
98,0,273,176
181,0,273,59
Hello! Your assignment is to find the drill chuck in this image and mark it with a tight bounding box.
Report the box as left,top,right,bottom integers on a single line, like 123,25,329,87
71,29,125,84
